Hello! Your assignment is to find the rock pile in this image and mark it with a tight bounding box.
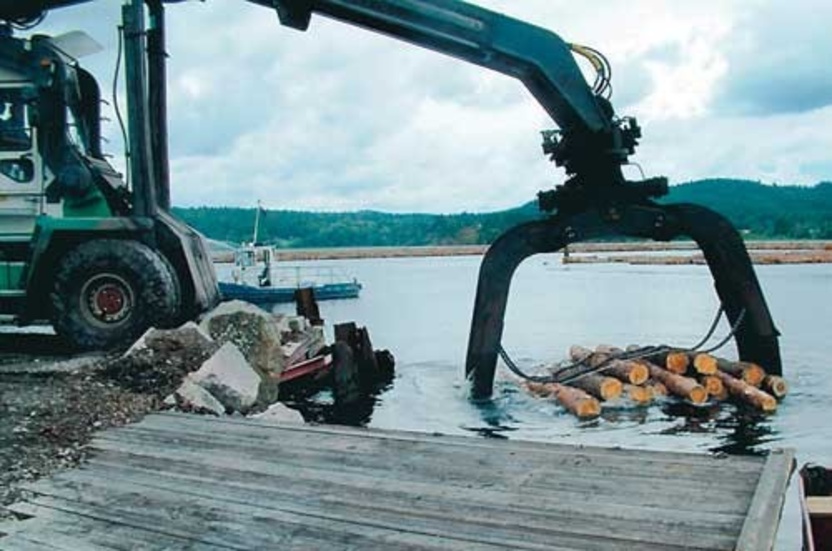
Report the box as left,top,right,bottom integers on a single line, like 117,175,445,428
112,301,322,422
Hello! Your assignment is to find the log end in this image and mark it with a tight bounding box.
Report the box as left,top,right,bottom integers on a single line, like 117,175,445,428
742,362,767,387
667,352,690,374
601,377,623,401
629,362,649,385
689,386,708,405
576,397,602,419
764,375,789,399
625,384,653,405
693,353,718,375
701,375,724,397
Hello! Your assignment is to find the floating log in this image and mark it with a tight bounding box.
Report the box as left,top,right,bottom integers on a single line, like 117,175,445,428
645,362,707,404
717,371,777,412
691,353,718,375
603,360,650,386
762,375,789,400
651,350,690,375
714,358,766,387
570,374,622,401
569,345,648,385
524,382,601,419
700,375,725,399
623,384,653,406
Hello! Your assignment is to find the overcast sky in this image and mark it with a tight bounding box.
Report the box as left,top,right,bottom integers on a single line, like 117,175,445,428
35,0,832,213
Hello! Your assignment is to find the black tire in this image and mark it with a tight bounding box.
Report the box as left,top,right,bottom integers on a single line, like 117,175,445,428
51,239,178,351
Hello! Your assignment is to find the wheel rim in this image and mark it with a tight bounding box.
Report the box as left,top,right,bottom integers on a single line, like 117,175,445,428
80,273,135,327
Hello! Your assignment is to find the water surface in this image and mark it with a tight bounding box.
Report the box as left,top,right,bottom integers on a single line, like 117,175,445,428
245,255,831,549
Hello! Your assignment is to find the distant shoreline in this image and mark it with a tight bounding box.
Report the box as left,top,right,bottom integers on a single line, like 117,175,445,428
213,240,832,264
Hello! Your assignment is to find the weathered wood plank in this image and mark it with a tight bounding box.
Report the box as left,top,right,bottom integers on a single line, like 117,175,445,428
26,470,728,551
75,454,745,545
735,448,796,551
84,448,749,523
97,419,765,486
134,412,765,470
3,413,791,550
87,435,755,515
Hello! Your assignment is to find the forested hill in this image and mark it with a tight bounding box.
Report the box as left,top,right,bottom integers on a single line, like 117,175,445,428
173,179,832,248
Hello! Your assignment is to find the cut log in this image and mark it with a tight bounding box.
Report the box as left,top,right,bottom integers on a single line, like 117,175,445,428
568,345,600,366
602,359,649,385
651,350,690,374
570,374,623,401
714,357,766,386
645,362,707,404
594,344,623,355
699,375,724,399
762,375,789,400
717,371,777,412
570,345,648,385
623,384,653,406
645,379,668,397
524,382,601,419
691,353,718,375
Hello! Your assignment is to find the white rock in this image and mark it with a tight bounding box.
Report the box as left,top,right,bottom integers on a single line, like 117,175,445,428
250,403,305,425
175,379,226,416
190,342,261,413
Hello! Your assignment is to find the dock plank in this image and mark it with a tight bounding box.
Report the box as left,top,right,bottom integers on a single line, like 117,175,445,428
1,412,793,550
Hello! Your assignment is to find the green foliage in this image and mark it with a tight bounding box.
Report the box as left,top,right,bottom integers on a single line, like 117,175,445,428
173,180,832,248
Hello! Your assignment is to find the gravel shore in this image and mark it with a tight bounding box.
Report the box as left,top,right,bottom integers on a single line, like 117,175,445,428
0,334,164,519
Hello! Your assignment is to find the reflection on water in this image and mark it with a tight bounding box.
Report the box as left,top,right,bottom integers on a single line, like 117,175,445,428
262,257,831,550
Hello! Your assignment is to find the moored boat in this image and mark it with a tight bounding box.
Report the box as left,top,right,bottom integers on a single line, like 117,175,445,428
800,464,832,551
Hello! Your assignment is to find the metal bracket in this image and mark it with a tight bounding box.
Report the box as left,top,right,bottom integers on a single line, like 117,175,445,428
465,202,781,400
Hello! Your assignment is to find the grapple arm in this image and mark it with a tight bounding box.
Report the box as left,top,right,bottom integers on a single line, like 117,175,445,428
256,0,611,136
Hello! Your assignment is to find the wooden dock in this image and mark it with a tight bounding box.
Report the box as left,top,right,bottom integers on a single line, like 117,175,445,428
0,412,793,550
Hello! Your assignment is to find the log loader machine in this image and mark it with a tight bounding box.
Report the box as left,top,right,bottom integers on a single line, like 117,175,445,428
0,0,782,398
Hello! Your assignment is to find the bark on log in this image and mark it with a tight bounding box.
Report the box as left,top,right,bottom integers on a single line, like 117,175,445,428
645,362,707,404
623,384,653,405
762,375,789,399
691,353,718,375
595,344,623,355
603,360,650,385
714,357,766,386
717,371,777,412
569,345,601,367
570,345,648,385
524,382,601,419
699,375,725,399
570,374,622,401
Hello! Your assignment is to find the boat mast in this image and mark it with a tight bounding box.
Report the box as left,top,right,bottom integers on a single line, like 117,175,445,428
252,200,262,245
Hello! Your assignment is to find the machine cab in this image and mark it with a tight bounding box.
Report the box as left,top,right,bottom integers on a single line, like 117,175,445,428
0,79,44,237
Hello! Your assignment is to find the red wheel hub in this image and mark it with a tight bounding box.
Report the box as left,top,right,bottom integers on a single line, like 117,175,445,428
94,285,126,316
81,273,134,326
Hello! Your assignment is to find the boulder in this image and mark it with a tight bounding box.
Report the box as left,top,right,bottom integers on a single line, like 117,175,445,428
199,300,284,402
103,322,218,396
250,403,305,425
190,342,260,413
174,378,226,416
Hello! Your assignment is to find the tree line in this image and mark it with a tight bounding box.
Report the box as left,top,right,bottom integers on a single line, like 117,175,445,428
173,179,832,248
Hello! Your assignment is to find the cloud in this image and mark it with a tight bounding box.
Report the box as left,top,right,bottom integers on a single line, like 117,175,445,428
712,0,832,116
24,0,832,212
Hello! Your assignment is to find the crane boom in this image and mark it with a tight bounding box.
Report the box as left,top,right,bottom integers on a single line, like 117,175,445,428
258,0,611,136
1,0,610,137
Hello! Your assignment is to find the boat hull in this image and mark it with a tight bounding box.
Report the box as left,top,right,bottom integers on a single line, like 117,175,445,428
218,281,361,305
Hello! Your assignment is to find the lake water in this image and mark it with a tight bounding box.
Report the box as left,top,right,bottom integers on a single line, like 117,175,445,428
227,255,831,549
